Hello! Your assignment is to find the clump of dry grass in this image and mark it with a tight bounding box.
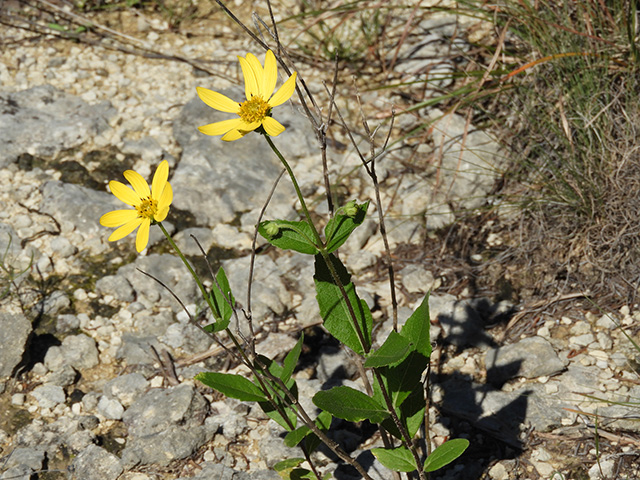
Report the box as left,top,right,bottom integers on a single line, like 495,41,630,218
461,0,640,302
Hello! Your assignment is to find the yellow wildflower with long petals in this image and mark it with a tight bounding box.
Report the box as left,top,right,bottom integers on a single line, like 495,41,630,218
196,50,297,141
100,160,173,252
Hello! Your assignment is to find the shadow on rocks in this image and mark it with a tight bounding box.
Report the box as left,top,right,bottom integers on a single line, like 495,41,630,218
431,298,527,479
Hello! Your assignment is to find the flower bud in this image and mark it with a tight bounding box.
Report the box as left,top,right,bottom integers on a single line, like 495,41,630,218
343,201,358,218
264,222,280,236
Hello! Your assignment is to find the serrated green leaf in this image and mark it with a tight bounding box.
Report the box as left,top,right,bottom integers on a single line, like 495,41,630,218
282,334,304,384
208,267,233,331
423,438,469,472
259,220,319,255
195,372,265,402
324,201,369,253
400,293,432,357
314,254,372,355
364,331,412,368
274,458,305,472
371,447,417,472
313,386,388,423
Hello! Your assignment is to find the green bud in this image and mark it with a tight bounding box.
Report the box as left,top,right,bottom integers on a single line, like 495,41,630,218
264,222,280,236
343,200,358,218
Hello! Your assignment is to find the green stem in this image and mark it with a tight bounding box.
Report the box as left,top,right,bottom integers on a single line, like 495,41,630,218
264,135,325,249
263,134,419,476
159,221,329,480
158,222,223,321
264,135,370,352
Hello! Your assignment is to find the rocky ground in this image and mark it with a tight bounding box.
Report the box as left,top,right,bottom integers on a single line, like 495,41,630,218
1,2,640,479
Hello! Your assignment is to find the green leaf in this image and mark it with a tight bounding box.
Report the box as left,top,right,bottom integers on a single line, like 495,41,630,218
258,393,298,431
48,23,68,32
380,388,425,439
284,410,332,449
400,293,432,357
374,350,429,409
324,201,369,253
423,438,469,472
195,372,265,402
284,425,311,448
305,410,332,453
401,389,426,438
208,267,234,331
364,331,412,368
313,386,388,423
314,254,372,355
282,334,304,384
290,469,315,480
259,220,319,255
274,458,305,472
253,355,299,431
273,459,312,480
371,446,417,472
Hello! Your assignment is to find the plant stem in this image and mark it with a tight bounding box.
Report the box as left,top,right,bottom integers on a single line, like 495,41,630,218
264,135,324,249
158,222,211,306
264,135,370,353
263,135,423,477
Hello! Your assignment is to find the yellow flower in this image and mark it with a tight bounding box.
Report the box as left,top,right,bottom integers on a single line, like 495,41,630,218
100,160,173,252
196,50,297,141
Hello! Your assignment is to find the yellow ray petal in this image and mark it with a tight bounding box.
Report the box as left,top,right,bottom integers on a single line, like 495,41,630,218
262,50,278,99
156,182,173,220
269,71,297,107
196,87,240,113
245,53,264,96
151,160,169,202
155,206,170,223
262,116,286,137
109,181,140,206
123,170,151,198
239,120,261,133
135,219,151,252
238,55,260,100
108,217,143,242
100,209,138,228
198,118,244,137
221,129,244,142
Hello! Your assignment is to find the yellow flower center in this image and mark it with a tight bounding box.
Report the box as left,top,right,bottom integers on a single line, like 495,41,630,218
238,95,271,124
136,196,158,220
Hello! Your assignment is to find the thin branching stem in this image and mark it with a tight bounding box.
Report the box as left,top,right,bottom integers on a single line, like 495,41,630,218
246,168,286,345
135,267,241,365
354,84,399,331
